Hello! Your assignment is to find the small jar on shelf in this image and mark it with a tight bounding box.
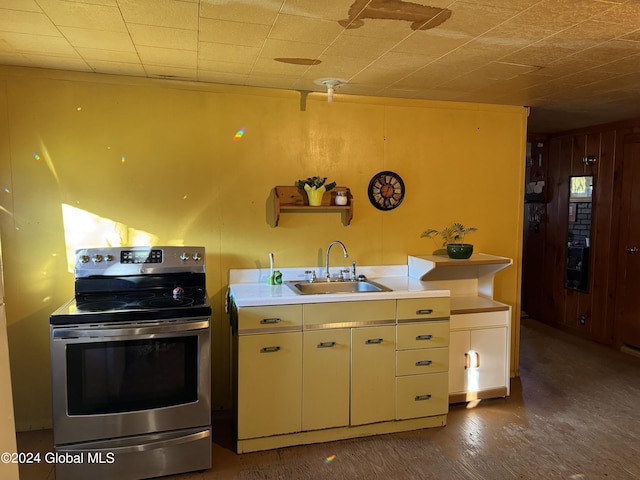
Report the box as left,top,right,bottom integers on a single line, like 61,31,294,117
335,190,348,206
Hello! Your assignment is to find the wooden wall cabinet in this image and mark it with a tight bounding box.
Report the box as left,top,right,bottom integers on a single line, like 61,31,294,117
408,254,512,403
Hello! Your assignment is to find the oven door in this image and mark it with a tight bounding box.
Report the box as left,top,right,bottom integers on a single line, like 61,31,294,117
50,317,211,446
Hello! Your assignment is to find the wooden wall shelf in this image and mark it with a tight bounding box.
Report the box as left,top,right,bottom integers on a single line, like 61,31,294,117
268,186,353,227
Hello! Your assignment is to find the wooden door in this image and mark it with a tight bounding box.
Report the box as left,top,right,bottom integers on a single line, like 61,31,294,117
617,135,640,348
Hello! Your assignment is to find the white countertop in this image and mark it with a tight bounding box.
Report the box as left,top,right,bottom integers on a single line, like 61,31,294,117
228,265,450,307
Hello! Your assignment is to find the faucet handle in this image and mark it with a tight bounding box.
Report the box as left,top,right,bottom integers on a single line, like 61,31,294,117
305,270,317,282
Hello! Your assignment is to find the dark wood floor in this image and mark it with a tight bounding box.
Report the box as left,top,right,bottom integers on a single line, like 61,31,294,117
18,318,640,479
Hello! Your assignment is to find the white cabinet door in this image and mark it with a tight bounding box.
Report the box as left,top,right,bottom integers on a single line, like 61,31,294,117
449,330,470,394
471,327,508,392
302,329,350,431
449,327,508,396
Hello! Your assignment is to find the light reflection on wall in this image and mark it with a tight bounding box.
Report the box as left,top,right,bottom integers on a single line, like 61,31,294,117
61,204,157,272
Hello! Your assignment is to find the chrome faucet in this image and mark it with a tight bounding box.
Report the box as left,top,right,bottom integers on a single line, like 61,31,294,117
325,240,349,279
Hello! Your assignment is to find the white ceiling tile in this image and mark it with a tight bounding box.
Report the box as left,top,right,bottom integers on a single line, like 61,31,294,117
75,47,140,63
198,42,260,64
118,0,198,29
0,31,77,56
136,45,197,68
0,0,42,12
128,24,197,51
199,0,281,25
198,59,253,75
199,18,270,47
269,14,344,44
0,9,59,36
59,27,136,52
37,0,126,31
280,0,352,22
259,38,326,59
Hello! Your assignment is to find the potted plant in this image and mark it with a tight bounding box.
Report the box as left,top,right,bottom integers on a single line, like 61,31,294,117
421,223,478,259
295,176,337,206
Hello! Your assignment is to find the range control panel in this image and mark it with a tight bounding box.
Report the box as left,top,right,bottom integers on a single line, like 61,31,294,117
74,246,206,278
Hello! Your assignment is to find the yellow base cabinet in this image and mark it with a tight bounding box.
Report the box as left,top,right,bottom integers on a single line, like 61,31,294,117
302,328,350,431
351,325,396,426
237,332,302,440
232,296,451,453
235,304,304,441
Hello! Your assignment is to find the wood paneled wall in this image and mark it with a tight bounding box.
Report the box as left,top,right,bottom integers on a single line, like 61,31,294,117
522,119,640,347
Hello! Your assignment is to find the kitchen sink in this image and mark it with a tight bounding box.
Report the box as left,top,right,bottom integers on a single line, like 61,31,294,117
284,280,392,295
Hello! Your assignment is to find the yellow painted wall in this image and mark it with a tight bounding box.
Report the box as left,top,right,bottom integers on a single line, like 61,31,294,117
0,66,525,431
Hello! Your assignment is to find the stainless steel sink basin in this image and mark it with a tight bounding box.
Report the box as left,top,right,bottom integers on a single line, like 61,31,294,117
284,280,391,295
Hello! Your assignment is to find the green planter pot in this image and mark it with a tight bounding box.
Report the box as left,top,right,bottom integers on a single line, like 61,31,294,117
447,244,474,259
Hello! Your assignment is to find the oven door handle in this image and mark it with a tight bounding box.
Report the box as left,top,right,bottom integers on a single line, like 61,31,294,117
52,319,210,339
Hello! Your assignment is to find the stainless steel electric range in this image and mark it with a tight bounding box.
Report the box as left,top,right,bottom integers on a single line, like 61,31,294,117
50,246,212,480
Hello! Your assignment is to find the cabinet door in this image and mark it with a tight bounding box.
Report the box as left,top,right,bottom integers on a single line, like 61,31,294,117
302,329,350,431
448,330,470,394
351,325,395,426
472,327,508,391
449,327,508,395
237,332,302,439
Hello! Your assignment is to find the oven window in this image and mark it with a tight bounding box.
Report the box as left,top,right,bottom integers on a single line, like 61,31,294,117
66,337,199,415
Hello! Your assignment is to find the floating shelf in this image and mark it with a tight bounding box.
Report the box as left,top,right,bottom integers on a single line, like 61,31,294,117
268,186,353,227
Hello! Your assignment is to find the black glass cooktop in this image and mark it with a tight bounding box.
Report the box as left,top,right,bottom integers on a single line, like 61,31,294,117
50,274,212,325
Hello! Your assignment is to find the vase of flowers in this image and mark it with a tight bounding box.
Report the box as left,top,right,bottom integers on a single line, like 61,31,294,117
295,176,337,206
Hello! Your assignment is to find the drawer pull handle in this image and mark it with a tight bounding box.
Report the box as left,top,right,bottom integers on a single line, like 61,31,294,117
260,346,281,353
415,360,433,367
415,394,432,402
317,341,336,348
416,334,433,341
260,318,281,324
416,309,433,315
365,338,384,345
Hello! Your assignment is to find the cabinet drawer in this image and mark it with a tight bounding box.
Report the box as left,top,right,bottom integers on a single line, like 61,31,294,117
397,297,450,322
396,347,449,376
304,300,396,328
396,321,449,350
238,304,302,333
396,372,449,420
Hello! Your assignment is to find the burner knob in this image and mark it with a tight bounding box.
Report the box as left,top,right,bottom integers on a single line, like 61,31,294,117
104,254,114,262
92,254,103,263
80,255,90,263
192,252,201,262
179,252,190,262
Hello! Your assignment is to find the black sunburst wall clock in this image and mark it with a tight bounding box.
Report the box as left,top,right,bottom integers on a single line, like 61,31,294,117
368,171,405,210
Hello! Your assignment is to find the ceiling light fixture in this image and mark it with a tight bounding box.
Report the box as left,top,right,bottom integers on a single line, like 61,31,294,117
314,78,348,103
